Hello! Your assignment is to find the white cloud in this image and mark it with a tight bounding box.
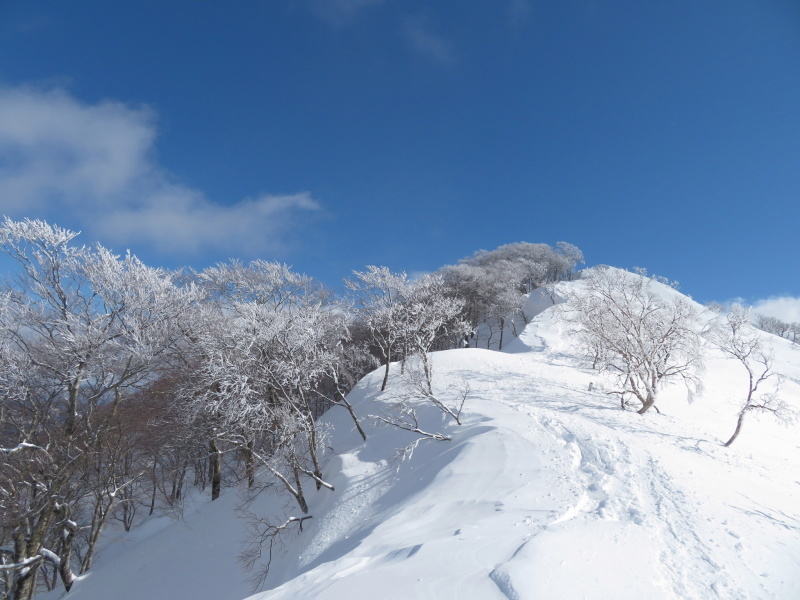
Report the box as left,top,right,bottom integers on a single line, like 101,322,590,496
0,85,320,257
0,86,156,210
402,17,455,65
96,190,320,256
751,296,800,323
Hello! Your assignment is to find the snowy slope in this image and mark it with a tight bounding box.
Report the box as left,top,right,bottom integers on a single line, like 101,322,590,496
50,273,800,600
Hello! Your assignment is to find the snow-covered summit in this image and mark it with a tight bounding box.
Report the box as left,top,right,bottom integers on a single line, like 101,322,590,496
51,273,800,600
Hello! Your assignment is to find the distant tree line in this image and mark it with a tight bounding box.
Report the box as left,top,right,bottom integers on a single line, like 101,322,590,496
440,241,583,350
752,314,800,343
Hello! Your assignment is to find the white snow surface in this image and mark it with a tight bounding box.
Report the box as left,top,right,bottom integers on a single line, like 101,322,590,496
50,274,800,600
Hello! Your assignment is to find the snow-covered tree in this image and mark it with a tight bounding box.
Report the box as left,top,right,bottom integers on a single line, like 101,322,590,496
174,261,353,587
346,266,411,391
400,273,468,391
0,218,198,599
183,260,345,507
441,262,525,349
459,241,584,292
710,305,797,446
564,267,704,414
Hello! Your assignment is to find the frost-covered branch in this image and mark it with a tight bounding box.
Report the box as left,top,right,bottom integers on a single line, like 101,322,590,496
372,409,452,442
239,512,313,591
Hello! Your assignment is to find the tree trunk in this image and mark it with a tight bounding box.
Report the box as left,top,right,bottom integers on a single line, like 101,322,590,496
80,491,115,574
209,437,221,501
421,352,433,395
149,461,158,516
381,352,391,391
58,522,77,591
245,439,255,489
293,465,309,514
12,563,38,600
11,513,50,600
121,496,135,532
64,367,85,438
499,318,504,351
306,421,324,492
336,390,367,442
637,394,656,414
724,409,747,447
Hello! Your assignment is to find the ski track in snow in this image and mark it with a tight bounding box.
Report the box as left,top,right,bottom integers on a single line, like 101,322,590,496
533,412,738,599
459,331,798,600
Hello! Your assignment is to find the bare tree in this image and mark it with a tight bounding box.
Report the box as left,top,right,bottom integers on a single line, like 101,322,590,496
370,356,471,451
710,305,798,446
563,267,704,415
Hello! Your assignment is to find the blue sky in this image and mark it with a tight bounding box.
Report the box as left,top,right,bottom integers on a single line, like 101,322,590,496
1,0,799,315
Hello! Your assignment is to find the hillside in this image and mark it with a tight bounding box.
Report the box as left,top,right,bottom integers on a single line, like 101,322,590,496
47,274,800,600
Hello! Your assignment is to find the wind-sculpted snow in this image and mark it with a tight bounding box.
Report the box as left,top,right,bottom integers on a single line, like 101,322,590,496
48,273,800,600
252,341,799,599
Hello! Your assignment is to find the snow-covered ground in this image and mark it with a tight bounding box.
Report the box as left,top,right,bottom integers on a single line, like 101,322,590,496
49,276,800,600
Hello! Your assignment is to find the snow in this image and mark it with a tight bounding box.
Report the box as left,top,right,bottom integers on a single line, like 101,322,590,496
49,271,800,600
46,491,258,600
